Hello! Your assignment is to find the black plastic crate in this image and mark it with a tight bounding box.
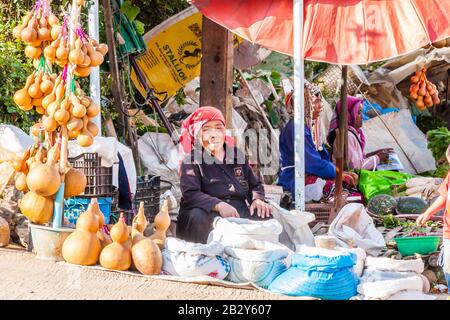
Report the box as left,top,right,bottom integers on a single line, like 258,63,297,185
112,175,173,225
68,153,115,197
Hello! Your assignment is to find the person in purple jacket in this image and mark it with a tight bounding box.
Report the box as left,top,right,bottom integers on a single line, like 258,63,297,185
176,106,272,244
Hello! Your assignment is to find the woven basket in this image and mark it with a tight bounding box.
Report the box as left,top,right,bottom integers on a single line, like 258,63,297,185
314,65,362,98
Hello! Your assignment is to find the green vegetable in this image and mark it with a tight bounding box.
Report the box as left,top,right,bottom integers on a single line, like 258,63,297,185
396,197,429,215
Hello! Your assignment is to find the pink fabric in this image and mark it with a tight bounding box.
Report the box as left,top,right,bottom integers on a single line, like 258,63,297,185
333,129,379,170
329,96,365,150
179,106,234,157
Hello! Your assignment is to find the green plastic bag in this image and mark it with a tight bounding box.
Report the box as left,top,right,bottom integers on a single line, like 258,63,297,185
358,170,413,201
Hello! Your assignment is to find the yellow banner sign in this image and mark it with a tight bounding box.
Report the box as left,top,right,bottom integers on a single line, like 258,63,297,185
131,7,203,101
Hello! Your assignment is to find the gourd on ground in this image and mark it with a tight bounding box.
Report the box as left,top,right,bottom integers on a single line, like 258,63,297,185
62,200,101,265
99,213,131,271
131,202,162,275
0,217,10,247
91,198,112,250
149,199,171,249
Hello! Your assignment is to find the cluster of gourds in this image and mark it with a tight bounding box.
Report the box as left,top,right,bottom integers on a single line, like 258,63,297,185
15,140,87,224
62,200,170,275
12,0,108,148
45,30,108,75
13,7,60,68
34,80,101,146
14,70,58,114
409,67,440,110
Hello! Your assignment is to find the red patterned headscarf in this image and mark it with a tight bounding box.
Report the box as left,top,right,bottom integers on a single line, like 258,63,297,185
179,106,234,157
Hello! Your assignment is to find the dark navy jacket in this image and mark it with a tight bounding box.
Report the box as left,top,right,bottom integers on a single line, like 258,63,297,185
179,145,265,216
278,119,336,195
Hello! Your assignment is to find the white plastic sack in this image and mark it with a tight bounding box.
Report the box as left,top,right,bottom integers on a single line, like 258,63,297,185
162,238,230,279
224,239,291,288
328,203,385,256
138,132,180,183
305,178,326,202
207,217,282,245
268,201,315,250
364,256,424,274
357,274,423,299
0,125,33,154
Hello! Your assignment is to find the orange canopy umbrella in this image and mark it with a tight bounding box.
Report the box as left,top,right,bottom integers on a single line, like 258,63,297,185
190,0,450,65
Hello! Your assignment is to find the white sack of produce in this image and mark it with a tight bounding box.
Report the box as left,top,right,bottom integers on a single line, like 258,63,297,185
364,256,424,274
358,272,424,299
207,217,283,245
0,125,33,154
161,238,230,279
269,201,315,250
224,239,291,288
328,203,385,256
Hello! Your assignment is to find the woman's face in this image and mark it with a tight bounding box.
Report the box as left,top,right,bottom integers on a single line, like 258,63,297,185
355,104,363,128
201,120,226,153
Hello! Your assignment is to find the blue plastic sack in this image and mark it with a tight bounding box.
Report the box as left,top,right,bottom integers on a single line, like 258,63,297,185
64,197,112,228
268,250,358,300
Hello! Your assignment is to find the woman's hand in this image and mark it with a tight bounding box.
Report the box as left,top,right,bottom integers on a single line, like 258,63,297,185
214,202,240,218
250,199,272,218
343,171,358,188
376,150,391,162
416,212,432,226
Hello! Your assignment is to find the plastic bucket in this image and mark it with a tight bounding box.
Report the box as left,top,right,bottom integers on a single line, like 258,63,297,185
393,236,441,256
64,197,112,228
29,224,74,261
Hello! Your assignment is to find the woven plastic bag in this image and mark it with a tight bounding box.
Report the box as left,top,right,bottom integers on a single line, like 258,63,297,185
268,246,358,300
224,239,291,288
162,238,230,279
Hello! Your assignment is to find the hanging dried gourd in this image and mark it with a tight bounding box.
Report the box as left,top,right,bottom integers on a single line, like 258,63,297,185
62,202,102,265
99,213,132,271
26,139,61,197
64,26,108,78
130,202,163,275
409,67,440,110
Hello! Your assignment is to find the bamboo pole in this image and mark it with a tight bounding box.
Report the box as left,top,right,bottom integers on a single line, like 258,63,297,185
333,66,348,214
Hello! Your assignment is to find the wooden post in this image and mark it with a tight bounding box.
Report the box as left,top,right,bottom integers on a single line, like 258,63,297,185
333,66,348,213
200,17,234,128
102,0,142,174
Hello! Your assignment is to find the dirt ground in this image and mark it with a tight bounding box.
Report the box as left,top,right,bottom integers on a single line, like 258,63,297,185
1,248,447,300
0,248,302,300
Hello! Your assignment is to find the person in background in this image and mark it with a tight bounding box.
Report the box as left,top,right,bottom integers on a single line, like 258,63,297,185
417,144,450,293
177,106,271,244
327,96,392,170
278,92,357,200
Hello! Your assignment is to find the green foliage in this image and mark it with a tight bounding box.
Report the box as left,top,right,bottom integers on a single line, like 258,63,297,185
0,1,36,132
132,0,189,32
427,127,450,161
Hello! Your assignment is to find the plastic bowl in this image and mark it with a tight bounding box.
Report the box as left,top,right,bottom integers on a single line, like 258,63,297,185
393,236,441,256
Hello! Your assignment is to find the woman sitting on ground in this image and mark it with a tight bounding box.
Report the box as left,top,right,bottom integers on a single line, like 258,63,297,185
327,96,392,170
176,106,272,244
